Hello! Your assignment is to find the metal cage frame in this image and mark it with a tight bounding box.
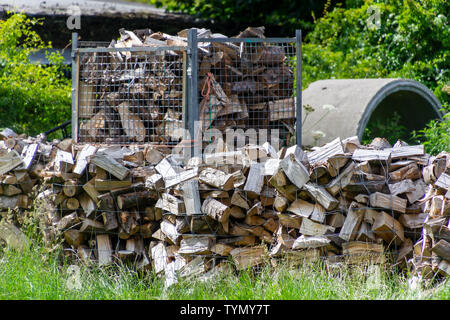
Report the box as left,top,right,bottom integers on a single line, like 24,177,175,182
71,29,302,149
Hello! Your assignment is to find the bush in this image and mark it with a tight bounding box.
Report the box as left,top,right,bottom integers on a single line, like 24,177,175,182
0,13,71,137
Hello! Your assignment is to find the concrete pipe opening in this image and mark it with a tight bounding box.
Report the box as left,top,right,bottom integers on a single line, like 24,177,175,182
301,79,443,147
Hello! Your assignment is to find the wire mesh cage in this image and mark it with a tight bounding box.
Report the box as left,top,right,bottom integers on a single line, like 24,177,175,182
75,44,185,146
72,30,302,151
195,37,299,150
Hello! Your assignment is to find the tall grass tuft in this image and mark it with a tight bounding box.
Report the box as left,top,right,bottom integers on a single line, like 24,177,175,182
0,233,448,299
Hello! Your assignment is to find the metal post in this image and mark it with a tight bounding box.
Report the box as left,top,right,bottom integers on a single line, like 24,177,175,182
71,33,78,142
187,29,199,158
295,30,302,147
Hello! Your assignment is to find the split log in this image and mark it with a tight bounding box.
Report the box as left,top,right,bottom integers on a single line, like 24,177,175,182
405,180,427,203
307,137,344,165
342,242,385,265
303,182,339,211
145,147,164,165
277,213,302,229
155,193,185,215
292,235,330,250
73,145,97,176
210,242,234,256
97,234,113,266
230,246,267,270
55,149,74,173
435,173,450,191
326,154,350,177
155,158,178,180
235,222,273,243
20,143,38,170
117,191,157,210
90,154,130,180
247,202,263,217
438,260,450,276
385,145,424,159
80,219,105,234
62,197,80,211
231,190,250,210
181,180,202,215
299,218,335,237
339,202,365,241
326,162,356,196
95,179,132,191
389,163,420,182
64,229,84,247
199,168,235,191
151,242,168,274
274,196,289,212
83,179,100,204
399,213,428,229
165,167,198,188
160,218,180,244
287,199,320,219
178,237,211,255
263,218,279,233
3,185,21,197
63,179,81,197
0,220,29,251
389,179,415,196
327,213,345,229
372,211,405,245
0,150,23,176
79,193,96,217
356,222,377,242
201,197,230,232
57,212,80,230
280,154,310,189
352,149,391,162
0,195,28,209
15,171,33,194
102,211,119,231
115,102,146,142
243,163,265,195
244,214,266,226
369,192,407,213
178,256,204,280
432,240,450,261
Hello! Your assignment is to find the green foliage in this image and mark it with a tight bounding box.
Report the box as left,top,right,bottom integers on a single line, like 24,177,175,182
1,235,449,299
412,104,450,154
0,13,71,137
147,0,343,36
362,112,409,145
302,0,449,151
0,210,449,299
302,0,449,98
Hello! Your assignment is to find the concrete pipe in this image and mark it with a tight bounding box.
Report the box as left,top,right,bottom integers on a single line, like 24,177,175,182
300,78,443,147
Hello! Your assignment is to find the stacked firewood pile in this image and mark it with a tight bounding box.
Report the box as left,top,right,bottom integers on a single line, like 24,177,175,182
0,128,448,286
410,153,450,278
78,26,295,146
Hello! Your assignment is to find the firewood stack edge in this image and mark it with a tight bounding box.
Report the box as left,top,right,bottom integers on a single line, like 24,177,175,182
0,128,449,287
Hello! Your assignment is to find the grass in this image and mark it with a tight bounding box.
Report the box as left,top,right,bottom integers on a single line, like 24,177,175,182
0,239,449,300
